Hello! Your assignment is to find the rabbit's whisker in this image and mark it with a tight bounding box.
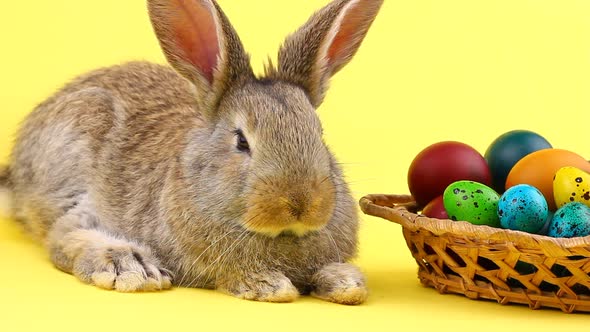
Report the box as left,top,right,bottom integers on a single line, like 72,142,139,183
177,230,236,286
204,230,251,286
319,175,332,186
190,229,249,288
326,232,342,263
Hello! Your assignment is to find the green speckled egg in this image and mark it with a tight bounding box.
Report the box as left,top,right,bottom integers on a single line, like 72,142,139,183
548,202,590,238
443,181,501,227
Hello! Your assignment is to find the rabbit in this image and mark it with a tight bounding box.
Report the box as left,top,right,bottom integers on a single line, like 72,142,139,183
0,0,383,304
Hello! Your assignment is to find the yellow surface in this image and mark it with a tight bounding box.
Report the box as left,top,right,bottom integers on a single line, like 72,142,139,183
2,0,590,330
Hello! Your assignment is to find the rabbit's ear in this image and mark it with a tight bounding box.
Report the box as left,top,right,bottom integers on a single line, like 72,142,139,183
148,0,253,115
270,0,383,108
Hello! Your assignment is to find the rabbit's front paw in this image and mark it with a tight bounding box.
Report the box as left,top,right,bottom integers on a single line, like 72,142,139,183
218,271,299,303
73,244,173,292
311,263,368,305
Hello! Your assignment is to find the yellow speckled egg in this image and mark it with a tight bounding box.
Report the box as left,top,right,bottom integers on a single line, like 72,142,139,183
553,166,590,209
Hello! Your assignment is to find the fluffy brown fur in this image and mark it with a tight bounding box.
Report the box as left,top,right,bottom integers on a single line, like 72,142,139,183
4,0,383,304
0,166,8,187
0,166,10,217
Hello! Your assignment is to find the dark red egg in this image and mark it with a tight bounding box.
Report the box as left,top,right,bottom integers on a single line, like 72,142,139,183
408,141,492,208
422,195,448,219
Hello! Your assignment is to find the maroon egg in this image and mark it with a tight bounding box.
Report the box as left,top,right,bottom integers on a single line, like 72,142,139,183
422,195,449,219
408,141,492,207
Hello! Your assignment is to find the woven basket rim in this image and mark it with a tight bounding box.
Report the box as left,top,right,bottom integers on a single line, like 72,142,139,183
359,193,590,254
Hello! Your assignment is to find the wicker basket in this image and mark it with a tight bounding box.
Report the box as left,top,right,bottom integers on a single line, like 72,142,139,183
359,193,590,313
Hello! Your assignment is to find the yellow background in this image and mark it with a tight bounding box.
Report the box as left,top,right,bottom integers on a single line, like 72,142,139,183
2,0,590,330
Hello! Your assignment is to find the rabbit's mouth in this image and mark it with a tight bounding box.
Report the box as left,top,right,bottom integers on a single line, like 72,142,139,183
240,178,336,237
240,218,329,238
240,197,335,237
271,222,324,238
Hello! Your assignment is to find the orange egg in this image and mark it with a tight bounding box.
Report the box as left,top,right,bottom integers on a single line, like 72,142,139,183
505,149,590,211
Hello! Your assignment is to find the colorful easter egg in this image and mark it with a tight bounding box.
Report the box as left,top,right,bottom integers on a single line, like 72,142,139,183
547,202,590,238
408,141,492,208
505,149,590,211
422,195,449,219
498,184,548,233
484,130,551,194
443,181,501,227
553,166,590,209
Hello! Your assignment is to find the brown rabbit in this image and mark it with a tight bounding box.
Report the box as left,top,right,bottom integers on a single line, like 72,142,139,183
0,0,383,304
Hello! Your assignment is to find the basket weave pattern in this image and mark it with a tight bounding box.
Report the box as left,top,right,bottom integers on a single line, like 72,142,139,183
360,194,590,313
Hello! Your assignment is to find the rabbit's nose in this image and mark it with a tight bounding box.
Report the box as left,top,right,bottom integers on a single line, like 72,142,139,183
288,205,304,219
286,193,309,220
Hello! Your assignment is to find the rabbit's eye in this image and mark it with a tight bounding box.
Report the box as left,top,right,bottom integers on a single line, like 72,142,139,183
235,129,250,153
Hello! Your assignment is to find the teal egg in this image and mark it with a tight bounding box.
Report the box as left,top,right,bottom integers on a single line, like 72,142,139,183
484,130,552,194
548,202,590,238
498,184,548,233
443,181,501,227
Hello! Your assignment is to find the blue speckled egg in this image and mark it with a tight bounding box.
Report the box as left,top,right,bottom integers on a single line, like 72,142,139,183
443,180,501,227
548,202,590,238
498,184,548,233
